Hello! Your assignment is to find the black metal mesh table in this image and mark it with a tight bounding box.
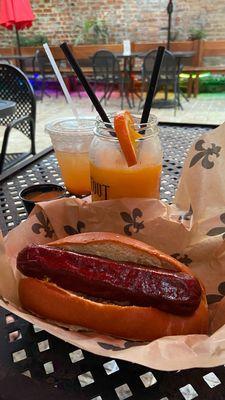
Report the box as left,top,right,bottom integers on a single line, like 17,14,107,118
0,99,16,118
0,123,224,400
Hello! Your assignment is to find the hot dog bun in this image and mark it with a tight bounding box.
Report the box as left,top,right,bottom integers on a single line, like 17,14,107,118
18,232,208,341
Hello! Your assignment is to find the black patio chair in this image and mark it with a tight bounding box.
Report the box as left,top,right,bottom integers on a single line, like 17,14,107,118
34,49,60,101
139,49,180,111
22,52,37,80
34,50,81,100
92,50,127,109
0,63,36,173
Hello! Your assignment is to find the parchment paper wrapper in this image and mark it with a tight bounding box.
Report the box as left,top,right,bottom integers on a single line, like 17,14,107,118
2,122,225,371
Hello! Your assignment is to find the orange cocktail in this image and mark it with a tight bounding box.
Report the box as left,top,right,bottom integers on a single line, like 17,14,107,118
89,113,162,201
55,150,90,195
90,163,162,201
46,118,94,195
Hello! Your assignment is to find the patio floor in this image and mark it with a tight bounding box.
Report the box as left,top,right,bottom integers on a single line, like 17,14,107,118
2,90,225,154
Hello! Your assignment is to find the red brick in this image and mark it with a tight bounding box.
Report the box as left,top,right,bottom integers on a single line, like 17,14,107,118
0,0,223,47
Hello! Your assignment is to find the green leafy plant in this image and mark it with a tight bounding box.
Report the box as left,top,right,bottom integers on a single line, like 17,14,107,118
170,30,180,41
75,18,109,45
17,34,48,47
188,28,206,41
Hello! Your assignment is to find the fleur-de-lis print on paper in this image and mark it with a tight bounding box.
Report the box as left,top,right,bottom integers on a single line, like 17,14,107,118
207,213,225,239
179,205,193,222
32,211,55,238
120,208,144,236
97,342,124,351
207,281,225,304
64,221,85,236
189,140,221,169
98,340,149,351
171,253,192,266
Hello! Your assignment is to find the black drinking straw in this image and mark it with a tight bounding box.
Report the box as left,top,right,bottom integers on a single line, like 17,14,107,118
60,42,111,125
141,46,165,124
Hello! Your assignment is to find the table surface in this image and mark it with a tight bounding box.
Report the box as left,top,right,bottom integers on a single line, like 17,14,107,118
1,123,224,400
0,99,16,118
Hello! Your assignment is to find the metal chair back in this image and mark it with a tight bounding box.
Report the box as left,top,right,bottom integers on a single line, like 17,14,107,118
143,49,177,82
0,63,36,172
92,50,121,81
35,49,53,78
140,49,179,110
0,63,36,137
34,49,62,100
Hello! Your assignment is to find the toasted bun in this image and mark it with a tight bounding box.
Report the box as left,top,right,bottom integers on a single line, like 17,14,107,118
48,232,195,274
19,232,208,341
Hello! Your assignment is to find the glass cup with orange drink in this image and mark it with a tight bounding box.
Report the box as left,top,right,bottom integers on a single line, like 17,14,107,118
89,112,162,201
45,118,94,196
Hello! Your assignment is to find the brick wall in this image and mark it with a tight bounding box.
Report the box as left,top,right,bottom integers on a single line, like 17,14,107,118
0,0,224,47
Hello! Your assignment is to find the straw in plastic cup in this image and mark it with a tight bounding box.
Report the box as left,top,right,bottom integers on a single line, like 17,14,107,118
45,118,95,196
43,43,80,121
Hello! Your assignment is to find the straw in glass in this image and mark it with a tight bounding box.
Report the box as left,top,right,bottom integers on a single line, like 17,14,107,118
43,43,80,121
60,42,111,125
141,46,165,124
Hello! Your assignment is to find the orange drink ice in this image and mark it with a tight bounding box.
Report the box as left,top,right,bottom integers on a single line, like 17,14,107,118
89,113,162,201
46,118,94,195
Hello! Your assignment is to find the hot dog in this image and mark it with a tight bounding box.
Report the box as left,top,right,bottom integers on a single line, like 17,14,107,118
17,232,208,341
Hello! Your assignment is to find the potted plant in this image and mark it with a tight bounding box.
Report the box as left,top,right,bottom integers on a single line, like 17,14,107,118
75,18,109,45
188,28,206,41
16,34,48,47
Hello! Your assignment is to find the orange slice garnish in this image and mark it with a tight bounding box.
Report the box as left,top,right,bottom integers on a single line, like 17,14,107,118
114,110,142,167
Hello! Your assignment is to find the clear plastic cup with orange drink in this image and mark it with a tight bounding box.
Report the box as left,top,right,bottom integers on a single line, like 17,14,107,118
46,118,94,196
89,112,162,201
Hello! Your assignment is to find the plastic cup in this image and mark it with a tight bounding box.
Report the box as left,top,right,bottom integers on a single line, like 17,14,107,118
45,118,95,196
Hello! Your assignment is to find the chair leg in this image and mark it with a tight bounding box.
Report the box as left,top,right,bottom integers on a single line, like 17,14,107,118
32,76,38,93
56,84,59,98
40,78,45,101
187,75,193,97
0,126,11,174
164,84,168,100
91,81,97,111
125,87,132,109
131,91,135,108
138,80,145,111
43,76,51,99
99,83,109,104
173,80,179,115
129,77,135,108
128,77,135,108
104,83,109,106
177,84,181,109
176,79,183,110
30,119,36,155
119,79,124,110
193,73,200,97
77,79,82,98
106,84,114,101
